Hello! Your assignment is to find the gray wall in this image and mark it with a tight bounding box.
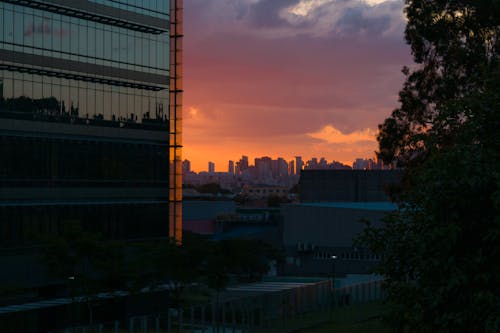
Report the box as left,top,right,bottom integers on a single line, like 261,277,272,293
282,204,386,248
183,200,236,221
281,203,392,276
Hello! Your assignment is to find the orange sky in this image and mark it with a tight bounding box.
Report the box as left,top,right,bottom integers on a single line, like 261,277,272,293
183,0,411,172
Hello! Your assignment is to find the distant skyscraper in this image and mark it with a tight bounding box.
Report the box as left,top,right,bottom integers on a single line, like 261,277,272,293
235,155,248,175
306,157,319,169
295,156,304,175
241,155,249,170
228,160,235,175
353,158,372,170
182,159,191,174
319,157,328,168
289,160,295,176
208,161,215,173
236,155,249,174
277,157,288,177
255,156,273,180
354,158,386,170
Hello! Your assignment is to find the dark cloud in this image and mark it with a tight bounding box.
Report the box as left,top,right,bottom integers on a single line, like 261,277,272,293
185,1,405,39
247,0,298,27
336,6,390,35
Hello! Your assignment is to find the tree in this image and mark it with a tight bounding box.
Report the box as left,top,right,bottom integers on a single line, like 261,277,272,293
360,1,500,332
42,221,130,326
131,232,208,308
197,183,231,195
377,0,499,166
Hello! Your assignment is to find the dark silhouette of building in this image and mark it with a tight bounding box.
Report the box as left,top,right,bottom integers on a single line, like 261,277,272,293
0,0,183,297
299,170,401,202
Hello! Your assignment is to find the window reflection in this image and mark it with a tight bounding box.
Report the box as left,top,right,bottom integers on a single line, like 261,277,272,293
0,2,170,131
0,90,169,130
1,5,169,74
0,136,169,181
86,0,170,20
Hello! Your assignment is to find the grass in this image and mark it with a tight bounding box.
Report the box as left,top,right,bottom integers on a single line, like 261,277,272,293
56,301,389,333
292,301,390,333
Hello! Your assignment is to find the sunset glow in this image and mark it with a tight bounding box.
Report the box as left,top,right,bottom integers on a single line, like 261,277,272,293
184,0,411,172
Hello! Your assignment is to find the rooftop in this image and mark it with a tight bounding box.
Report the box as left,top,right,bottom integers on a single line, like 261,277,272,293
297,202,397,211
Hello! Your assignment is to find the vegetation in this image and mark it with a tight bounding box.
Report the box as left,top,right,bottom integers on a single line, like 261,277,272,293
196,183,232,195
42,228,281,325
360,1,499,332
283,301,389,333
42,221,130,325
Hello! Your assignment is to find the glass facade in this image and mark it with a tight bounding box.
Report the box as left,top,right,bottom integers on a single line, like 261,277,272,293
169,0,183,243
88,0,170,19
0,136,169,181
0,203,170,246
0,0,178,247
0,0,170,129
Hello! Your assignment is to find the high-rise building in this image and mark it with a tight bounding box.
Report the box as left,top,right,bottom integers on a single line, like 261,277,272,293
0,0,183,291
236,155,249,174
277,157,288,177
235,155,249,175
255,156,273,180
208,161,215,173
182,159,191,174
289,160,295,176
228,160,235,175
319,157,328,169
353,158,384,170
295,156,304,175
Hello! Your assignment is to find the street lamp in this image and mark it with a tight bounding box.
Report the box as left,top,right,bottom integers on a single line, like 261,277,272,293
331,255,337,288
330,255,337,312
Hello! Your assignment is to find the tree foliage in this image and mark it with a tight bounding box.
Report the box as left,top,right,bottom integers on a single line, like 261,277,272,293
378,0,499,165
360,1,500,332
131,232,281,307
42,221,130,325
43,221,129,293
42,224,281,324
196,183,231,195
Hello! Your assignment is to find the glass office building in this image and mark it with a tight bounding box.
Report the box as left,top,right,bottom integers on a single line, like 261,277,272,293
0,0,182,254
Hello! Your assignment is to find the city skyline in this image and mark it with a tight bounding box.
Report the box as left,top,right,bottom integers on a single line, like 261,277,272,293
184,155,383,173
183,0,412,172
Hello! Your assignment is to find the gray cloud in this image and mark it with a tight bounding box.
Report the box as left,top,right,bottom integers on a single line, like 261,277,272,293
185,0,405,39
247,0,298,27
282,0,405,39
335,6,390,35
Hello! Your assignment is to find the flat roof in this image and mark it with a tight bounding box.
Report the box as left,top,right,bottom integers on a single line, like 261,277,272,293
212,226,274,240
297,202,397,211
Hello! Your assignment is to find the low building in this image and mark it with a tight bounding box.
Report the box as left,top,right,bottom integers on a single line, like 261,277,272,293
281,202,397,276
241,184,289,199
182,200,236,235
213,207,282,248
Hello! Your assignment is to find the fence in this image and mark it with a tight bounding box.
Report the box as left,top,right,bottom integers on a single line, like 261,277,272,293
55,279,384,333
